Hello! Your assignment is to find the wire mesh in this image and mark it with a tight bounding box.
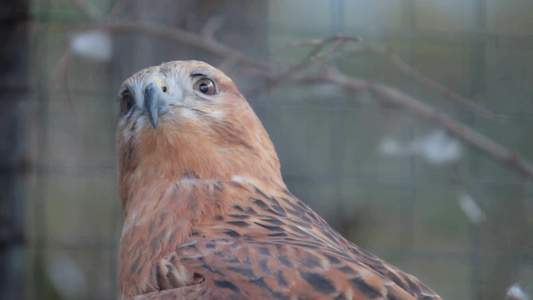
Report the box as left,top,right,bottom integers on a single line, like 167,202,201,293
17,0,533,299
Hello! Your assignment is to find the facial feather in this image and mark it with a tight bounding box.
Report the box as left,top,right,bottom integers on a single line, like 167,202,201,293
117,60,282,211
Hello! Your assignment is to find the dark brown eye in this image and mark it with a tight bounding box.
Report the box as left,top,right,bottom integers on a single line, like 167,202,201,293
194,78,216,95
120,91,135,114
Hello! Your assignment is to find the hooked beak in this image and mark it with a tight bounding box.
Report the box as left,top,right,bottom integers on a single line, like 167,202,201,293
144,81,170,129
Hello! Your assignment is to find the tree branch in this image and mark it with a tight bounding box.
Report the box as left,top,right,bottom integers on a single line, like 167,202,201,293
360,45,497,119
37,21,268,69
39,18,533,181
321,70,533,179
273,36,496,119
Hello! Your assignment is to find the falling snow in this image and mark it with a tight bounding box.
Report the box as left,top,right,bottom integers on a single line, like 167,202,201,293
70,30,112,61
379,130,462,165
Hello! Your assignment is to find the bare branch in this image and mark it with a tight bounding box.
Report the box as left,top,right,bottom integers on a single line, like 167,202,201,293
108,22,268,69
270,35,362,55
59,1,497,120
271,35,361,84
272,37,495,119
51,50,77,116
200,16,224,40
320,71,533,179
259,67,533,179
38,21,268,69
38,19,533,180
313,38,347,60
360,45,497,119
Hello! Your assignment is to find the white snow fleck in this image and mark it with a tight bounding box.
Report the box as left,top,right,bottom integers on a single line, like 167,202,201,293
48,253,86,299
70,30,112,61
379,130,462,165
506,283,530,300
378,137,408,157
458,193,486,225
416,130,462,165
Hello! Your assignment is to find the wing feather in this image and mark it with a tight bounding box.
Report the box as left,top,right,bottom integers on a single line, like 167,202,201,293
131,180,440,300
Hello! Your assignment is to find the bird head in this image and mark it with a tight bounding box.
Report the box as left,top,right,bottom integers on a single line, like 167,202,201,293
116,61,282,206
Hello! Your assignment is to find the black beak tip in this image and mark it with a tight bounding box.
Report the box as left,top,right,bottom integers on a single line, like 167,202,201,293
150,119,158,129
147,112,159,129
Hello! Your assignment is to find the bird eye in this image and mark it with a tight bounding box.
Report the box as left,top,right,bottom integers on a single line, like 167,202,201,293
120,91,135,114
194,78,216,95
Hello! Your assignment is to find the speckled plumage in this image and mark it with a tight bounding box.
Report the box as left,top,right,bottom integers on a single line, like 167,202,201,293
116,61,441,300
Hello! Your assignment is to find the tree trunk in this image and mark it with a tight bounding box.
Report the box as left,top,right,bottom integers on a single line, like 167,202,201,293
0,1,30,299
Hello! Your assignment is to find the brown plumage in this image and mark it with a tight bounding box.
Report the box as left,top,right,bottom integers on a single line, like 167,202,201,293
116,60,441,300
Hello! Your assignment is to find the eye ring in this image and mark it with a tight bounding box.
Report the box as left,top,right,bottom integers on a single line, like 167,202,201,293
120,91,135,114
193,78,216,95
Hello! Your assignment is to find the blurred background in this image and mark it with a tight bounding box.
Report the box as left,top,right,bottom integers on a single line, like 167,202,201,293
1,0,532,299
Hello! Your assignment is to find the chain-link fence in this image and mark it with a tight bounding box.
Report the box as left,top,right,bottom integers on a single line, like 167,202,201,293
3,0,532,299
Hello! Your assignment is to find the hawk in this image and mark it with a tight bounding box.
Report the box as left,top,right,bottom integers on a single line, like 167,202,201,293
116,60,441,300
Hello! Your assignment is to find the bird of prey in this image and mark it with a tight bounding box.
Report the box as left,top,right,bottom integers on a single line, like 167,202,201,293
116,60,441,300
